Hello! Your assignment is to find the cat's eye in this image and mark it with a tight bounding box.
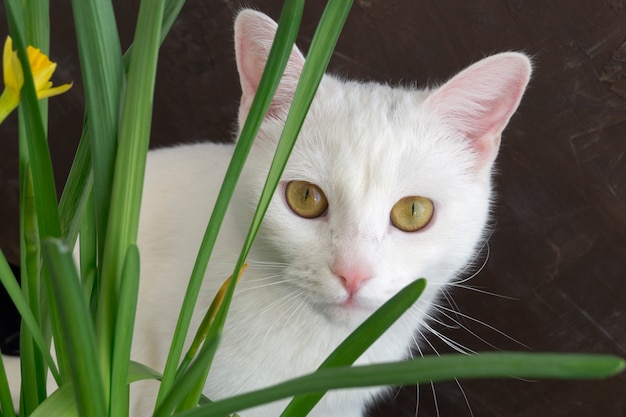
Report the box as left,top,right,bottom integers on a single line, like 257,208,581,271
285,181,328,218
390,196,434,232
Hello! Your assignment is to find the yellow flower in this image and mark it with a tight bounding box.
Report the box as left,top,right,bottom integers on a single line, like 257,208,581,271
0,36,72,124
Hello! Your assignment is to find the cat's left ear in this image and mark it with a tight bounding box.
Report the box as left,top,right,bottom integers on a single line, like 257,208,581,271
424,52,532,172
234,9,306,124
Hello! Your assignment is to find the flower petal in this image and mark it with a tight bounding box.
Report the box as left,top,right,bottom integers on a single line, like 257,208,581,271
26,46,57,91
2,37,11,81
0,86,20,124
3,36,23,92
36,82,73,99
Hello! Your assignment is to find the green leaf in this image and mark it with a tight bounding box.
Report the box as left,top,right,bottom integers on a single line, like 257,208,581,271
153,336,221,417
59,126,93,247
280,279,426,417
0,251,59,382
29,384,77,417
6,0,61,240
154,0,306,409
70,0,124,265
0,355,17,417
96,0,165,399
174,353,625,417
128,361,163,384
110,245,141,417
41,239,106,417
17,167,49,415
161,0,354,411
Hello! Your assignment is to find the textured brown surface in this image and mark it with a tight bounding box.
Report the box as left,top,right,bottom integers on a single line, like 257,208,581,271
1,1,625,416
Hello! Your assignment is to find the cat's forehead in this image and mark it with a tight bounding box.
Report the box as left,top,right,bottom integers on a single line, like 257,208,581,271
284,77,474,197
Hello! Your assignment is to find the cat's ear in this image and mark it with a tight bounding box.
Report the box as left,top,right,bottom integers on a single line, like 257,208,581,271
234,9,306,123
424,52,532,172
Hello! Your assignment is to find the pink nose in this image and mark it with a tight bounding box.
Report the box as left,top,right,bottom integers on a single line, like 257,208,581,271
333,263,372,296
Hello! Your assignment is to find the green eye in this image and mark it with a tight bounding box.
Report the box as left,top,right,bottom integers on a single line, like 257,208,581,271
285,181,328,218
390,196,434,232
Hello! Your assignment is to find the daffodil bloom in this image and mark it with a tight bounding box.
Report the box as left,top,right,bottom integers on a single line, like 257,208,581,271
0,36,72,124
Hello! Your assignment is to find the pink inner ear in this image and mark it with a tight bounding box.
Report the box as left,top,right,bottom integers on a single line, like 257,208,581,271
234,10,306,122
425,53,532,169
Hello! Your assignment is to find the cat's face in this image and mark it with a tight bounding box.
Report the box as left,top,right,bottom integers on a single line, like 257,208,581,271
233,10,531,323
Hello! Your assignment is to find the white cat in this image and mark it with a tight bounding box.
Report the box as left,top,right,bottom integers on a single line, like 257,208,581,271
6,9,532,417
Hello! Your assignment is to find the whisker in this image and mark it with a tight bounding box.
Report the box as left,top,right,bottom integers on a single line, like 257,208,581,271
446,283,518,301
432,303,530,350
430,306,502,351
455,377,474,417
431,381,440,417
417,317,475,355
238,276,301,294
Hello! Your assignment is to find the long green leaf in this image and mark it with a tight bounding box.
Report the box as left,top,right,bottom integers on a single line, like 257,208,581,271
181,0,353,408
165,0,353,411
153,336,221,417
69,0,124,265
0,354,17,417
29,384,77,417
69,0,125,404
96,0,165,401
18,4,52,400
217,0,354,345
174,353,625,417
0,245,59,384
280,279,426,417
18,167,48,415
110,245,141,417
154,0,306,409
58,0,188,252
5,0,61,241
59,125,93,246
41,239,106,417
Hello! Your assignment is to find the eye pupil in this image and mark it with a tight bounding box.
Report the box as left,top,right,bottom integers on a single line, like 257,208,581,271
390,196,434,232
286,181,328,218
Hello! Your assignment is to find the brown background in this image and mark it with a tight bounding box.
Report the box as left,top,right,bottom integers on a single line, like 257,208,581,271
1,1,625,416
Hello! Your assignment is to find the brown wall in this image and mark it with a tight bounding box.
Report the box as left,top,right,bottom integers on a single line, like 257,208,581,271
1,1,625,415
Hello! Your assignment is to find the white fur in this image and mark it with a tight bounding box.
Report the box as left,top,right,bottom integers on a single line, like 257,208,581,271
5,9,531,417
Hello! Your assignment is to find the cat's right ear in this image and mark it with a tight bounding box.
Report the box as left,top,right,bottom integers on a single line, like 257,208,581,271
234,9,306,124
424,52,532,173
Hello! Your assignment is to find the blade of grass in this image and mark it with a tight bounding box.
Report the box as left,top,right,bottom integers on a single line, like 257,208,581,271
18,167,48,414
69,0,124,267
167,0,353,410
154,0,306,408
174,353,625,417
176,266,248,380
5,0,61,240
6,3,74,408
59,125,93,246
0,355,17,417
222,0,354,334
29,384,77,417
96,0,165,404
79,192,98,318
3,7,66,411
60,0,187,245
238,0,353,256
0,251,60,383
154,335,221,417
128,361,163,384
110,244,141,417
280,278,426,417
41,239,106,417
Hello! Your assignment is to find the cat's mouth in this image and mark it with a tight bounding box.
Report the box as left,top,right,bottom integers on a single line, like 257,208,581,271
324,295,380,316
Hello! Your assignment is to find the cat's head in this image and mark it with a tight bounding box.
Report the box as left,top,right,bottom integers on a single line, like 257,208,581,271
233,10,531,323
